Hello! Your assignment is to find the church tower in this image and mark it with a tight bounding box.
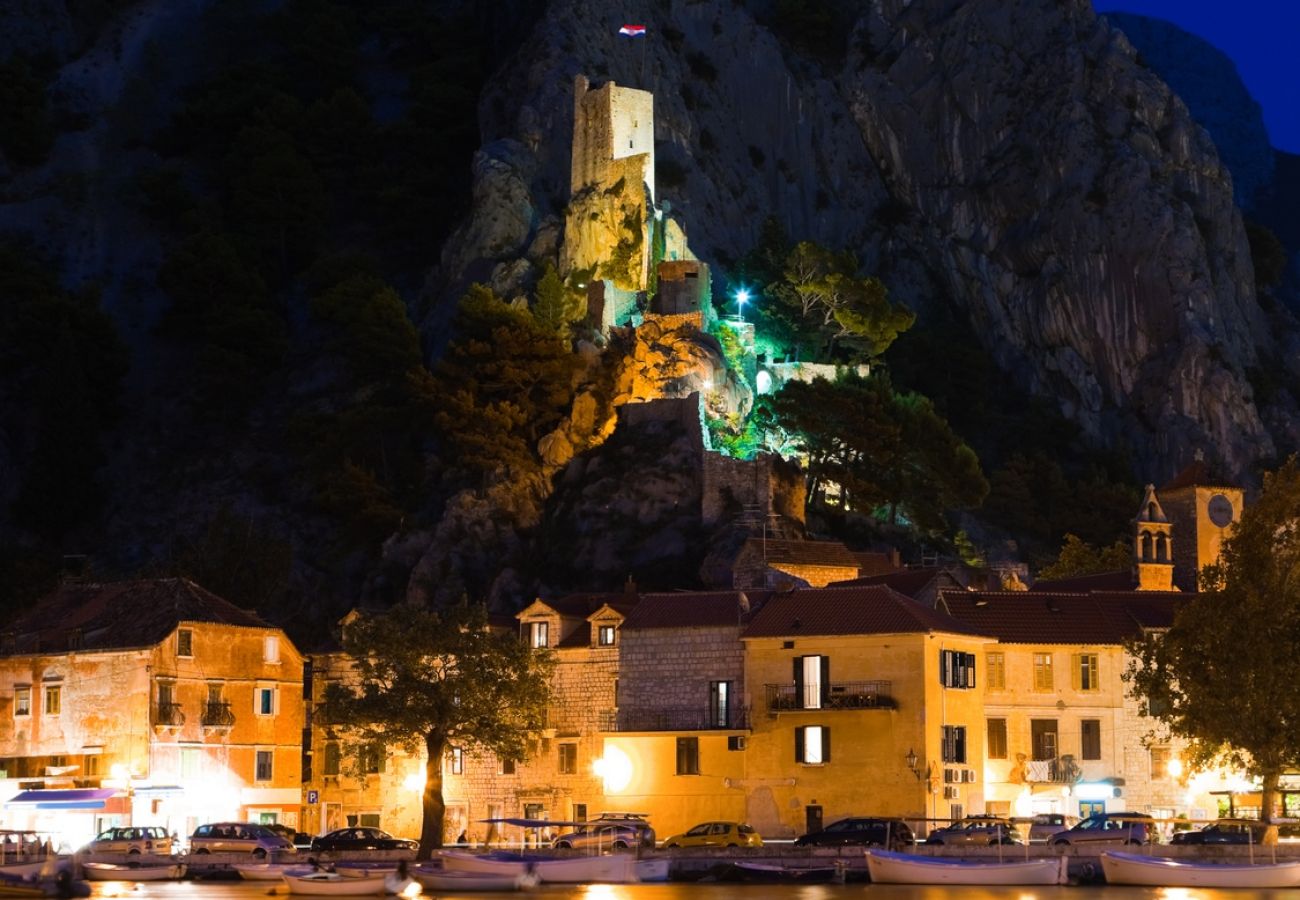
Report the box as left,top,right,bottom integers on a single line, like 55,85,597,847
1133,484,1175,591
1158,462,1244,590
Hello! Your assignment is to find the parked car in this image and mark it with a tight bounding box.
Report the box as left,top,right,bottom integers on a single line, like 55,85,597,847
925,815,1020,846
310,828,419,854
661,822,763,849
553,814,655,851
1049,813,1158,846
189,823,297,857
794,817,914,850
1027,813,1073,843
263,823,314,849
81,826,174,855
1170,819,1272,845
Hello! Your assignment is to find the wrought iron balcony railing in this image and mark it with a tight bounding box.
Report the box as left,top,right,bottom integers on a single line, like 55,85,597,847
1022,755,1082,784
766,680,896,712
154,702,185,727
201,701,235,728
599,707,751,732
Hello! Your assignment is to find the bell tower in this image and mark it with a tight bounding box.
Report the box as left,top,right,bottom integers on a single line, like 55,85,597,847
1133,484,1175,591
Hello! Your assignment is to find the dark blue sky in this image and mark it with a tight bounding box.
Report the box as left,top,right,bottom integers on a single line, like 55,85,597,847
1093,1,1300,153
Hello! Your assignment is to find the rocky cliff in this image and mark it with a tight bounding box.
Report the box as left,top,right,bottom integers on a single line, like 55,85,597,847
436,0,1299,482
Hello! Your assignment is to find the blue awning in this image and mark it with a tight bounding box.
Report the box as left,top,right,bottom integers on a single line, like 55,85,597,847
5,789,118,810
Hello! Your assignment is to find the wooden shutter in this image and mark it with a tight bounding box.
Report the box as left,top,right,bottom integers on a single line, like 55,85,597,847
940,649,950,686
820,656,831,702
794,726,806,763
823,727,831,763
1071,654,1081,691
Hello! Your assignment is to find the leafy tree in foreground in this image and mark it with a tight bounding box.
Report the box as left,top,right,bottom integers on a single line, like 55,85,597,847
1125,457,1300,821
1037,534,1132,581
321,602,553,854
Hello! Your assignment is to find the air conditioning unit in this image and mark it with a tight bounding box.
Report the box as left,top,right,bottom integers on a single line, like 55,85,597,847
964,769,977,783
944,768,956,783
728,736,746,751
942,786,957,799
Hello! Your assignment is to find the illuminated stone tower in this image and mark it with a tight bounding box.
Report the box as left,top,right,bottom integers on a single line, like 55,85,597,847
1133,484,1175,591
1157,463,1244,590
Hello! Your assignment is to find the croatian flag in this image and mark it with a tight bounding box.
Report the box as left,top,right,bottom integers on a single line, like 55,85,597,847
619,24,646,37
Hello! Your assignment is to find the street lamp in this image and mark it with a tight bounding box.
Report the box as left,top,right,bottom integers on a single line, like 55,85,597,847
906,748,924,781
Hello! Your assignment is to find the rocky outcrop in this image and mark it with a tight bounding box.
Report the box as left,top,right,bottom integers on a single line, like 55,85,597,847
1103,12,1274,211
431,0,1298,482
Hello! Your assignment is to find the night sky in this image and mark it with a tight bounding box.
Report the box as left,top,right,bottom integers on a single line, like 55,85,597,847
1093,1,1300,153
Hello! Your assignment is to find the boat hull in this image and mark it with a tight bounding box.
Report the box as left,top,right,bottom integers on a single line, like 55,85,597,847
438,850,638,883
82,863,185,882
1101,850,1300,888
866,850,1066,885
234,864,314,881
282,872,388,896
732,862,841,884
413,869,533,891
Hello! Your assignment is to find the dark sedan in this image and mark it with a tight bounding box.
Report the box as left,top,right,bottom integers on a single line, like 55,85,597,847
1170,820,1271,845
310,827,419,854
794,817,913,850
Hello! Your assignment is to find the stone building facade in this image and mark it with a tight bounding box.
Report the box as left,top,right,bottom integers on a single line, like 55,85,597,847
1156,463,1244,591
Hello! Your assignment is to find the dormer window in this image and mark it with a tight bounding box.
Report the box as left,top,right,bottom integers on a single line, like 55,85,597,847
177,629,193,657
264,635,280,663
597,625,616,647
529,622,549,649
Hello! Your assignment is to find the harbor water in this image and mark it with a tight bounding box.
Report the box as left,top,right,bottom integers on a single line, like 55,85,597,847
77,879,1290,900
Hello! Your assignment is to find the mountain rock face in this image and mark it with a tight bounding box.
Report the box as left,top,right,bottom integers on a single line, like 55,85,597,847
1102,12,1274,211
436,0,1298,482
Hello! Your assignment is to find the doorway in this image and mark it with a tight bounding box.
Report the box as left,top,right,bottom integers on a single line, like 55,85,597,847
805,805,823,834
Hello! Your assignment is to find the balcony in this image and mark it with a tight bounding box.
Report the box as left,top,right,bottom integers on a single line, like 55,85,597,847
599,707,752,732
201,701,235,729
766,680,896,712
153,702,185,728
1023,755,1083,784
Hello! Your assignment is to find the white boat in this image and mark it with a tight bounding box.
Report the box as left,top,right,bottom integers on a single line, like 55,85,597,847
438,850,638,883
635,858,670,882
234,863,315,881
412,868,536,891
1100,850,1300,888
866,849,1067,885
82,862,186,882
282,871,389,896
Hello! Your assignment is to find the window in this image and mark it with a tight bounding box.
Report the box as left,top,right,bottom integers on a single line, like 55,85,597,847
709,681,731,728
1151,746,1171,780
360,744,384,774
986,653,1006,690
448,747,463,775
323,741,341,776
597,625,615,647
573,803,587,824
1030,719,1058,760
359,813,380,828
1032,653,1054,691
255,750,273,782
84,754,99,777
43,685,60,716
158,682,175,707
793,655,828,709
529,622,549,649
263,636,280,663
14,687,30,717
1073,653,1100,691
987,718,1008,759
180,747,200,779
558,743,577,774
498,757,516,776
207,683,223,704
795,725,830,764
676,737,700,775
950,803,965,822
942,725,967,763
1081,719,1101,760
255,686,277,716
940,650,976,688
177,629,193,657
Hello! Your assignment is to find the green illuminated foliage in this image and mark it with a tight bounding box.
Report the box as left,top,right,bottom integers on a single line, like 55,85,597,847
1038,534,1132,580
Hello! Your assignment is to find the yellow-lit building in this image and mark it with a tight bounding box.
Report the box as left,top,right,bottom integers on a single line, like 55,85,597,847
0,579,303,849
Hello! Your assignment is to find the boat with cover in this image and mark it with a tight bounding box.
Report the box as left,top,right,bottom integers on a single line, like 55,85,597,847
439,850,638,883
412,867,537,892
82,862,185,881
1100,850,1300,888
866,849,1067,885
282,871,390,896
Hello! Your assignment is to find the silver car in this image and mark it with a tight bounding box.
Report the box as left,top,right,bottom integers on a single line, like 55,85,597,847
552,814,655,851
190,822,296,857
925,816,1020,846
82,826,174,855
1050,813,1158,846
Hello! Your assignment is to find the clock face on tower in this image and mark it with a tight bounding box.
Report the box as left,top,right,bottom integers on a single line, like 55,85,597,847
1208,493,1235,528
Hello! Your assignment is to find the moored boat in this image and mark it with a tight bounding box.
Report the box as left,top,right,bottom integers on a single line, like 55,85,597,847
282,871,388,896
234,863,315,881
865,849,1067,885
1100,850,1300,888
731,861,842,884
82,862,186,882
438,850,638,883
635,858,670,883
412,867,536,892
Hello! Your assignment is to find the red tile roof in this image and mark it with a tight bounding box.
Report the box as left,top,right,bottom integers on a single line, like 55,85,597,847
1029,571,1135,592
852,552,903,577
538,593,638,619
622,591,774,629
939,590,1181,644
4,578,272,655
742,586,990,639
829,567,949,598
742,538,860,569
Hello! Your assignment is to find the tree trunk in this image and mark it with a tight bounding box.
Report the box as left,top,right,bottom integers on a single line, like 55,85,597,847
418,733,447,859
1261,769,1280,823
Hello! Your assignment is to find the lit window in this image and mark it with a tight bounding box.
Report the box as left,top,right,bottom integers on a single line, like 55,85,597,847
1150,746,1170,780
676,737,700,775
1073,654,1100,691
985,652,1006,690
795,725,829,764
255,750,273,782
14,687,30,717
795,655,826,709
43,685,61,716
360,744,384,774
448,747,463,775
177,629,193,657
84,754,100,777
942,725,967,763
558,743,577,775
940,650,976,688
1032,653,1054,691
263,636,280,663
709,681,731,728
597,625,616,646
180,748,200,779
529,622,549,649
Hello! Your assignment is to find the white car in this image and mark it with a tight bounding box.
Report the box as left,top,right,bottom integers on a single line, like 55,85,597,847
82,826,174,855
1027,813,1072,843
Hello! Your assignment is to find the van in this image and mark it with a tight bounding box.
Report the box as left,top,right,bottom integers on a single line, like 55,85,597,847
189,823,296,857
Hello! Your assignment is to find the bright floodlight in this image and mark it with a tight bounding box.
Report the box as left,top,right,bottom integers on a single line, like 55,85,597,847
736,289,750,305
